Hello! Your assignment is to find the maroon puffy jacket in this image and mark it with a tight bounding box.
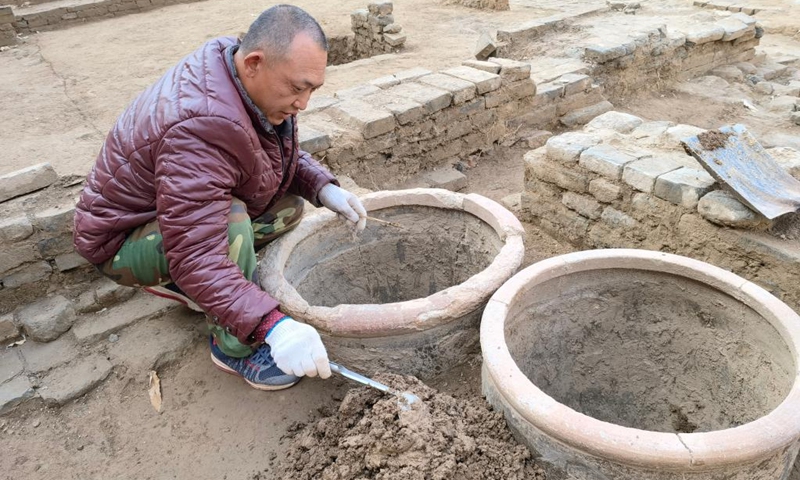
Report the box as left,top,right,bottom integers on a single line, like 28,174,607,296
74,37,336,343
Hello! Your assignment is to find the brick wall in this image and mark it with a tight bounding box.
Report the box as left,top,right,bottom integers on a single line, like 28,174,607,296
520,111,800,309
447,0,510,11
0,7,16,47
328,2,406,66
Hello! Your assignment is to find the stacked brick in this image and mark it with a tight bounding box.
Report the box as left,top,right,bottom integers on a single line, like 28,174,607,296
297,59,536,187
328,2,406,66
13,0,205,35
521,111,800,308
450,0,510,11
693,0,760,15
0,7,16,47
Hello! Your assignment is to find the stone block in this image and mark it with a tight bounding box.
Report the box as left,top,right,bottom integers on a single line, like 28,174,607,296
335,84,382,100
418,73,477,105
584,44,628,63
555,73,592,95
304,95,338,114
589,178,622,203
697,190,761,227
33,205,75,234
363,93,426,125
0,349,22,385
562,191,602,219
0,163,58,204
601,206,638,230
424,169,467,192
95,279,137,308
462,59,501,74
0,216,34,243
622,156,685,193
684,26,725,45
653,167,716,209
370,75,401,89
393,67,433,83
0,314,19,344
38,355,113,406
525,153,590,193
560,101,614,128
17,294,75,343
3,261,53,289
328,99,396,139
72,294,175,345
585,111,643,133
488,58,532,82
298,125,331,154
474,32,497,61
18,334,80,374
718,16,752,41
579,144,638,179
664,124,706,146
54,252,89,272
0,376,34,415
442,66,502,95
384,82,452,113
545,132,601,164
383,33,406,47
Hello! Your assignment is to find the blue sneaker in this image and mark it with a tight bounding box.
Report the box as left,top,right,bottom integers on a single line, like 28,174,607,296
209,337,300,391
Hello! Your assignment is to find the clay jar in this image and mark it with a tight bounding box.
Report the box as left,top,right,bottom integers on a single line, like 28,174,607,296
260,188,524,379
481,249,800,479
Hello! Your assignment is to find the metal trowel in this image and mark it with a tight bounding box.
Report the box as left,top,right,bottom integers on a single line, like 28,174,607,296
329,361,421,408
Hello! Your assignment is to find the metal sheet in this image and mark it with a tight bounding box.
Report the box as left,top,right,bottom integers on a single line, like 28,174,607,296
681,124,800,220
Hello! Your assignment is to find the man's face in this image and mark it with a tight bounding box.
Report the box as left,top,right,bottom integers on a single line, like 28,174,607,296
240,32,327,126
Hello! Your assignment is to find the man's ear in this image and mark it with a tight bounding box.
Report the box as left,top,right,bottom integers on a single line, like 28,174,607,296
242,51,264,78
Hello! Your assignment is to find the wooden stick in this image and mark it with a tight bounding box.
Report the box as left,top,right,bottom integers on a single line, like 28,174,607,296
366,216,406,229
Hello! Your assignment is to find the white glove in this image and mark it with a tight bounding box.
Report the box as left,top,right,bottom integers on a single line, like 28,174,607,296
318,183,367,233
265,318,331,379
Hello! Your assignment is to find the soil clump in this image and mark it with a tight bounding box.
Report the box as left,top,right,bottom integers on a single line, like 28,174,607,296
265,374,546,480
697,129,731,150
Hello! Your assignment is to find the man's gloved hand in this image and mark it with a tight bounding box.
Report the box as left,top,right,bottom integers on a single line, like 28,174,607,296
265,317,331,378
318,183,367,233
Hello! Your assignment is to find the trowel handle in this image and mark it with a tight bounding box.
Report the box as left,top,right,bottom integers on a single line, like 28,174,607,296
329,361,392,394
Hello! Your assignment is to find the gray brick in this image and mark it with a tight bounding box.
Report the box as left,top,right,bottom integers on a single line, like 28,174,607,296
442,66,502,94
0,349,22,384
545,132,601,163
0,314,19,344
0,376,34,415
0,216,33,243
474,31,497,61
95,279,137,308
488,58,532,82
18,334,80,374
622,156,686,193
698,190,762,228
298,125,331,154
303,95,338,114
384,82,452,113
462,59,500,74
38,355,113,406
72,294,174,345
327,99,396,139
562,192,602,219
525,153,590,192
383,33,406,47
505,79,536,100
555,73,592,95
36,234,74,258
334,84,382,100
33,205,75,234
560,101,614,128
532,82,564,106
0,163,58,203
418,74,476,105
2,261,52,289
370,75,400,89
589,178,621,202
0,243,38,275
18,294,75,343
542,205,590,244
54,252,89,272
363,93,426,125
393,67,432,83
585,111,644,133
684,26,725,45
584,44,628,63
601,207,638,229
424,169,467,191
718,16,751,41
653,167,716,209
579,144,638,179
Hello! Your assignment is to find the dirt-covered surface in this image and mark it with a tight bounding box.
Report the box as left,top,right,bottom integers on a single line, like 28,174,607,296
264,374,545,480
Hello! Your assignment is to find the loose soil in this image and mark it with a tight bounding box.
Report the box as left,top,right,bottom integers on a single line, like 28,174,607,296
263,374,546,480
696,130,731,151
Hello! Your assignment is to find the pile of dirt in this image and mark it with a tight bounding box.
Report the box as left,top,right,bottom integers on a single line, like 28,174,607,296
265,374,545,480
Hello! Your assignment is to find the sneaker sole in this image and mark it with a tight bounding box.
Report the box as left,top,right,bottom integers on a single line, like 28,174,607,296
210,352,300,391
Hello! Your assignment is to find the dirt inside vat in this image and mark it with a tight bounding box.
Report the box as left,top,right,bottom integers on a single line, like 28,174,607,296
265,374,546,480
505,269,795,434
284,205,504,306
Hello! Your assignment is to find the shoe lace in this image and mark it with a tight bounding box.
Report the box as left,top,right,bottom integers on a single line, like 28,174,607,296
249,344,276,368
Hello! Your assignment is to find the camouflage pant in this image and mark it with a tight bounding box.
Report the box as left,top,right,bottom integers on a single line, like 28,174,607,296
98,195,305,357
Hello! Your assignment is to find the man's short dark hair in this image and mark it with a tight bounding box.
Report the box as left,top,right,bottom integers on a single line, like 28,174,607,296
241,5,328,61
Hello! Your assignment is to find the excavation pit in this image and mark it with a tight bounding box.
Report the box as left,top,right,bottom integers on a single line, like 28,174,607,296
482,249,800,479
260,188,525,379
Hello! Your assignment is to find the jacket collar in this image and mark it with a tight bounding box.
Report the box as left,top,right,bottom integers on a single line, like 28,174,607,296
225,44,292,137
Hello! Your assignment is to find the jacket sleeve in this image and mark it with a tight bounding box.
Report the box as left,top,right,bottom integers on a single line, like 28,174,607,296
155,117,279,343
288,120,338,206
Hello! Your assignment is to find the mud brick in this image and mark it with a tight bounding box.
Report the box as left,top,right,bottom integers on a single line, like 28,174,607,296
584,44,628,63
444,121,473,142
589,178,622,203
427,141,463,164
542,205,590,244
560,101,614,128
72,294,174,345
488,58,532,82
424,169,467,191
0,376,34,415
579,144,638,179
684,26,725,45
18,294,74,342
622,156,685,193
2,261,52,289
385,82,452,113
0,163,58,204
462,59,501,74
484,89,509,109
18,334,80,373
368,2,393,15
525,153,590,193
36,234,74,258
562,192,602,219
474,32,497,61
601,206,638,229
545,132,601,164
39,355,113,406
459,97,486,116
585,111,643,133
653,167,716,209
556,88,605,116
298,125,331,154
383,33,406,47
505,79,536,100
442,66,502,95
470,109,497,129
304,95,338,114
532,82,564,106
328,99,395,139
335,84,382,100
0,243,37,275
33,205,75,234
351,9,368,27
370,75,400,89
555,73,592,95
418,74,476,105
0,216,33,243
0,7,14,24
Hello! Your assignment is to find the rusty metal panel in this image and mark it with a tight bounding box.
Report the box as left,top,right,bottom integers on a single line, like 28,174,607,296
681,124,800,220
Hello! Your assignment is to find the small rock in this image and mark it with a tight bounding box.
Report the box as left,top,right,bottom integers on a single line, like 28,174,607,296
108,334,119,343
754,82,774,95
32,419,40,428
791,112,800,125
746,74,765,85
